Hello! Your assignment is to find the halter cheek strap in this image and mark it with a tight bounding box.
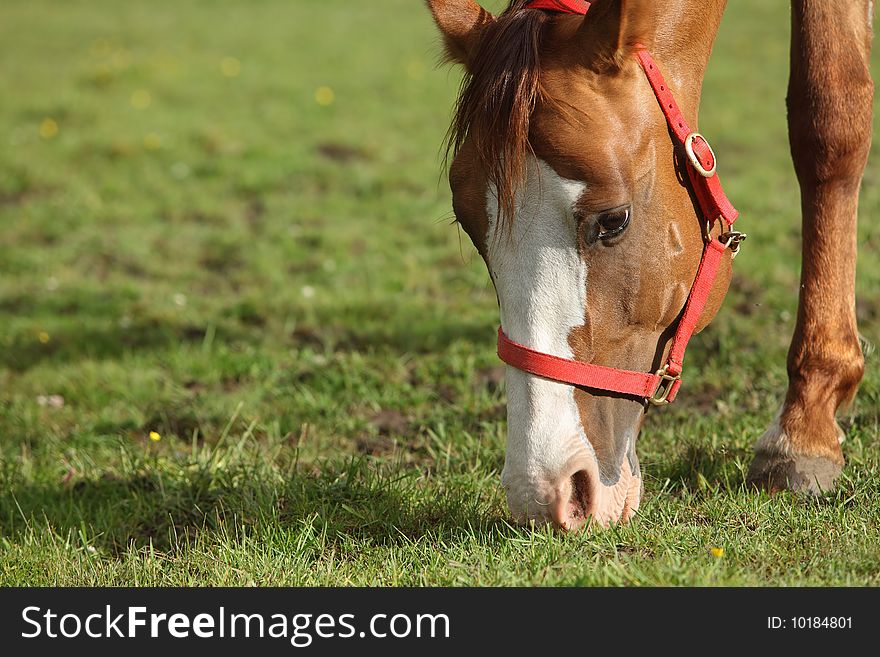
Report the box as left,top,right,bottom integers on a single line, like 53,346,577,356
496,1,745,406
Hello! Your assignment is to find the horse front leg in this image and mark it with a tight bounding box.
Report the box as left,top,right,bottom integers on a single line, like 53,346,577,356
748,0,874,493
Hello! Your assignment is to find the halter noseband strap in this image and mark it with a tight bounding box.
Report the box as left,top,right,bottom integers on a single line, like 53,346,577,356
496,0,744,406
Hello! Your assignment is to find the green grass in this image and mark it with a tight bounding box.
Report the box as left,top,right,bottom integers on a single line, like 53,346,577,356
0,0,878,586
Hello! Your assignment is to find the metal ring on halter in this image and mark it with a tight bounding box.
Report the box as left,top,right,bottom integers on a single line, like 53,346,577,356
702,214,726,244
684,132,717,178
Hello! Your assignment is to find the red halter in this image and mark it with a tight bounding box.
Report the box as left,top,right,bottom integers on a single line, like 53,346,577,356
497,1,744,405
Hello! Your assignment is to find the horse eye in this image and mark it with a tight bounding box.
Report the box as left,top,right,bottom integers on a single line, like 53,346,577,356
597,207,631,240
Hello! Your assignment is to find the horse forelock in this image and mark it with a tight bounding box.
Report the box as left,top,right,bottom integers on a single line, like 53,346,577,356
446,2,550,229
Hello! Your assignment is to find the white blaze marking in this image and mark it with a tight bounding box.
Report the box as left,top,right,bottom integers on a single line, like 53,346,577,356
485,157,593,516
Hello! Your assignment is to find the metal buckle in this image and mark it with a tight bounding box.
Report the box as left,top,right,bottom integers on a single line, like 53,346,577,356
719,230,748,259
648,366,681,406
685,132,717,178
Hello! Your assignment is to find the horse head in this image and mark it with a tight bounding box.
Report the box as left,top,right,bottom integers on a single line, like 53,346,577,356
428,0,733,528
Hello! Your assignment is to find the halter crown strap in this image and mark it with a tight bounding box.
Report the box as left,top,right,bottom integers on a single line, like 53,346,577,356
495,1,744,405
634,50,738,226
525,0,591,12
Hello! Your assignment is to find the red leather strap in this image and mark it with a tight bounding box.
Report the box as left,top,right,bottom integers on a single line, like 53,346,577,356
497,328,664,399
635,49,738,226
526,0,591,13
664,238,727,376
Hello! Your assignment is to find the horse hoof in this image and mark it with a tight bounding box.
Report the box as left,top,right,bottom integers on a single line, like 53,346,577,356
746,452,842,495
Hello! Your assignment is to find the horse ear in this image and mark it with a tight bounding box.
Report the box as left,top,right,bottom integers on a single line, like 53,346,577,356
580,0,656,70
425,0,495,67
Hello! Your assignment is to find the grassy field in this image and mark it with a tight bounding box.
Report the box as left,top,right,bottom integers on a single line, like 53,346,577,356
0,0,878,586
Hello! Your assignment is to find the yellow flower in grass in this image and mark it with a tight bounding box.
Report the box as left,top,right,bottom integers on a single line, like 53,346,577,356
38,331,50,344
143,133,162,151
39,118,59,139
149,431,161,442
220,57,241,78
130,89,152,110
710,547,724,558
315,86,334,106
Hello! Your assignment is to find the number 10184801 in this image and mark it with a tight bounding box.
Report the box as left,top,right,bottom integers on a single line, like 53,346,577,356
768,617,852,630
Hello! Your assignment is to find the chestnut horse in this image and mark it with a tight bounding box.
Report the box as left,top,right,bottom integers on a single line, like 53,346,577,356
425,0,873,529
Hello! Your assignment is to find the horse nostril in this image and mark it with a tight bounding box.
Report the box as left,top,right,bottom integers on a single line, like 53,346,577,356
548,468,594,531
569,470,592,523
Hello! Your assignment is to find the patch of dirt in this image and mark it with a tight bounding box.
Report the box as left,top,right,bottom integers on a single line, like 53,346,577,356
435,383,457,403
231,300,266,327
291,324,326,350
369,409,411,437
180,325,207,341
355,434,397,456
199,242,245,272
221,374,246,392
0,180,52,207
616,544,657,559
71,472,157,493
0,189,30,206
680,381,724,414
475,365,505,393
478,403,506,422
349,239,366,256
315,142,371,163
183,379,206,394
244,197,266,231
141,409,202,441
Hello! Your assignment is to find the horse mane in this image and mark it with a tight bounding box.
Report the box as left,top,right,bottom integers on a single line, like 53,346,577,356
446,2,550,226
